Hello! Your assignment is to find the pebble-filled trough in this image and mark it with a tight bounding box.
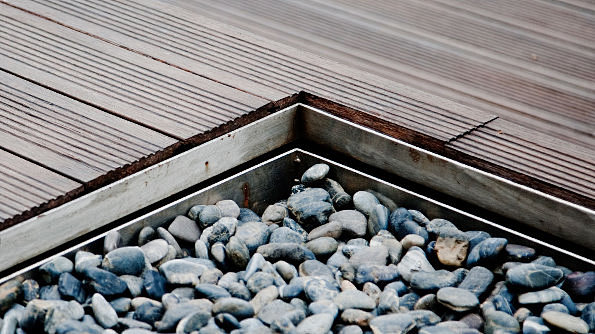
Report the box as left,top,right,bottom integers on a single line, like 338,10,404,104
0,105,593,334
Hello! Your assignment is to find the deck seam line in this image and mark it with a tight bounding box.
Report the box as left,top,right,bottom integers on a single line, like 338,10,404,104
447,116,500,144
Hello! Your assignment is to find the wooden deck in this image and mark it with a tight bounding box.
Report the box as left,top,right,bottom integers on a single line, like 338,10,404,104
0,0,593,230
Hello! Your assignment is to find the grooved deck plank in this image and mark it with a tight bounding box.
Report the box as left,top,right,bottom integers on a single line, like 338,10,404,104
0,149,82,225
5,0,497,142
447,118,595,201
0,3,269,140
162,0,595,149
0,70,177,182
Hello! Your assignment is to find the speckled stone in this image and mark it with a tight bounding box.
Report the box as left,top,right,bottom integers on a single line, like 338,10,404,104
506,264,564,290
225,236,250,270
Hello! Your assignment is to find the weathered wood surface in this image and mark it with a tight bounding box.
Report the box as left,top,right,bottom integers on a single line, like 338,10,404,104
5,0,497,143
164,0,595,149
0,149,82,227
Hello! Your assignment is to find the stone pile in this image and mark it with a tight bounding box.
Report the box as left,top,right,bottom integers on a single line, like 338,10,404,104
0,163,593,334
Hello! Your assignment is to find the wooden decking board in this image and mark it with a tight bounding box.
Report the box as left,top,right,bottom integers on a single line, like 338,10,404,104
6,0,500,142
0,71,177,182
0,4,269,140
0,149,82,225
448,118,595,201
163,0,594,149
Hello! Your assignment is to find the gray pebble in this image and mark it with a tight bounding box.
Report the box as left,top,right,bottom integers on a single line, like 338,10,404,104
296,313,334,334
157,227,183,257
102,247,145,276
437,287,479,312
91,293,117,328
301,163,330,184
306,237,339,258
168,215,201,243
141,239,169,264
334,290,376,310
216,200,241,218
137,226,156,246
369,313,416,334
103,231,122,254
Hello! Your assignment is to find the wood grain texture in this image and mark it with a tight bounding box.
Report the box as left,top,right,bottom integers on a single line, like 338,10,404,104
5,0,497,142
0,3,268,140
161,0,594,148
0,70,177,182
0,149,82,226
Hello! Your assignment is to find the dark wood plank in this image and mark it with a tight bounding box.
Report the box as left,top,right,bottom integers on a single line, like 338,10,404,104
0,149,82,226
161,0,595,149
6,0,497,143
447,118,595,207
0,3,269,140
0,70,177,182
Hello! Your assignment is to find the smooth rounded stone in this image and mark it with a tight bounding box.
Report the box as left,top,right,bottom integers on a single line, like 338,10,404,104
564,271,595,301
465,231,491,250
238,208,261,223
22,279,39,302
141,239,169,264
378,289,400,314
452,268,468,284
198,205,222,228
512,307,532,323
389,207,413,231
74,251,102,273
117,317,152,330
349,245,388,269
308,221,343,240
466,238,508,267
369,313,416,334
309,299,339,319
91,293,118,328
437,287,480,312
339,325,364,334
342,308,374,327
355,264,400,285
287,188,332,220
401,234,426,249
2,305,24,334
542,311,589,334
409,310,441,328
395,220,429,241
114,275,141,298
110,297,131,314
505,244,536,261
246,272,274,294
216,199,240,218
330,210,367,237
352,191,379,217
39,285,60,300
279,283,304,299
167,215,201,243
155,299,213,332
505,264,564,290
250,286,278,314
581,303,595,331
157,227,183,257
258,299,305,325
83,267,127,296
194,240,209,260
323,178,352,210
200,267,223,285
257,243,315,264
459,313,484,331
235,222,270,253
306,237,339,258
162,292,181,309
542,303,568,315
281,217,307,239
518,287,565,304
371,231,403,264
275,261,298,282
493,294,515,315
411,270,457,292
218,272,239,288
193,284,230,302
435,229,469,267
225,236,250,270
363,282,382,303
155,245,177,267
159,259,206,285
457,266,493,297
414,294,438,311
270,226,305,244
305,278,340,302
426,219,456,235
58,272,85,303
407,209,428,225
210,242,227,266
102,247,145,276
296,313,334,334
208,224,231,245
523,316,551,334
226,282,252,300
133,302,163,325
217,217,238,235
39,256,73,284
188,204,207,221
240,318,271,333
301,163,330,184
299,260,334,279
484,310,520,334
261,204,288,225
214,313,241,331
397,247,435,282
368,204,390,236
137,226,156,246
270,315,296,334
418,326,457,334
532,256,556,267
334,290,376,310
104,230,122,254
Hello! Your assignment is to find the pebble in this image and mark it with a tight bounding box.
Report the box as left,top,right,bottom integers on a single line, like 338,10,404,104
542,311,589,334
329,210,367,238
0,279,22,313
349,245,388,269
156,227,183,257
323,178,352,210
225,236,250,270
518,287,565,304
137,226,156,246
238,207,261,223
83,267,127,296
256,243,315,263
484,310,520,334
258,299,305,325
39,257,73,284
564,271,595,301
270,226,305,244
140,239,169,263
22,279,39,302
435,229,469,267
465,231,491,250
142,270,166,300
457,266,494,296
523,316,551,334
505,264,564,290
287,188,333,229
333,290,376,310
505,244,536,261
341,309,373,327
250,285,278,314
246,272,274,294
103,230,122,254
216,199,240,218
306,237,339,258
168,215,201,243
300,163,330,184
353,191,380,217
199,205,222,228
261,204,288,224
296,313,334,334
411,270,457,292
57,272,85,303
91,293,118,328
397,247,435,282
466,238,507,267
378,289,400,314
159,259,206,285
74,251,102,273
368,204,390,236
369,313,416,334
339,325,364,334
102,247,145,276
401,234,426,249
355,264,400,285
235,222,270,253
212,298,254,319
437,287,479,312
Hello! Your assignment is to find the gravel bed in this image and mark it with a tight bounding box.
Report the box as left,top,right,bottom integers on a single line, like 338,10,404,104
0,163,593,334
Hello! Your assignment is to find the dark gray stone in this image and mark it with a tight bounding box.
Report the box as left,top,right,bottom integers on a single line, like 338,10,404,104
208,223,231,245
505,244,536,261
323,178,352,210
301,163,330,184
564,271,595,302
411,270,457,292
226,236,250,270
102,247,145,276
235,222,270,253
246,272,274,294
256,243,315,264
368,204,390,236
39,257,73,284
506,264,564,290
83,267,127,296
465,231,491,250
133,302,163,326
270,226,305,244
168,215,201,243
458,266,494,297
156,300,213,331
142,270,166,300
58,272,85,303
238,208,261,223
22,279,39,302
39,285,61,300
466,238,508,267
355,264,400,285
